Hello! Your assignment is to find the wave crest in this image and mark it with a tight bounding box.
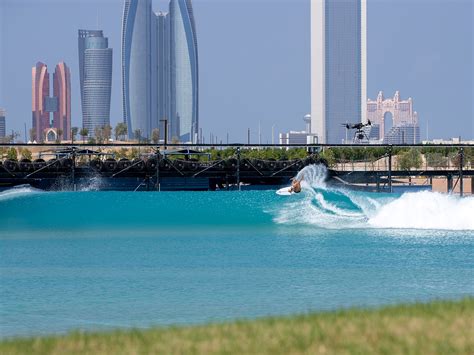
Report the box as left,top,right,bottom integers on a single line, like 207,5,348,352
275,165,474,231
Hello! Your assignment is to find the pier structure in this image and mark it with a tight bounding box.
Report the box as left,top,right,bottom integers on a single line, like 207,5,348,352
0,143,473,194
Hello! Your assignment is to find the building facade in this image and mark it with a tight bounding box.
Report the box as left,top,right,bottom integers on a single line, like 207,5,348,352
32,62,51,142
311,0,367,144
53,62,71,140
122,0,154,139
32,62,71,142
122,0,199,142
170,0,199,143
155,11,171,141
367,91,419,141
384,124,421,145
79,30,113,136
0,108,6,139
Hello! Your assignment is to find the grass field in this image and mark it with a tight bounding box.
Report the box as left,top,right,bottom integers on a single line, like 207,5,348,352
1,298,473,355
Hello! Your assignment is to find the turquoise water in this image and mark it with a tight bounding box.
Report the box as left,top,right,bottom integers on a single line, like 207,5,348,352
1,167,473,338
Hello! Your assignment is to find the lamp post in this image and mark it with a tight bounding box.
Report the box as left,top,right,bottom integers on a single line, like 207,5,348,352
160,119,168,150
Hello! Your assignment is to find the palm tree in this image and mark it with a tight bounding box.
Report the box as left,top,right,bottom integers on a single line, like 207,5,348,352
71,127,79,144
115,123,128,141
80,128,89,144
151,128,160,144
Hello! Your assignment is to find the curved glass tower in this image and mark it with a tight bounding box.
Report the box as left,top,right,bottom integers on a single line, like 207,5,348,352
122,0,153,139
79,30,113,136
170,0,199,143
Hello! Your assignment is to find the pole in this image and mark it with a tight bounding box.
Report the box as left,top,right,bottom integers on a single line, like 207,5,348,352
258,121,261,146
247,128,250,145
160,119,168,150
72,149,76,191
388,146,393,193
459,147,464,197
156,150,161,192
237,147,241,191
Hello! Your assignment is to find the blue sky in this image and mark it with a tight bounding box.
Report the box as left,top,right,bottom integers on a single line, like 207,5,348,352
0,0,472,142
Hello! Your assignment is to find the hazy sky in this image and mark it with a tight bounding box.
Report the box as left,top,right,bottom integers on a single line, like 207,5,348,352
0,0,472,142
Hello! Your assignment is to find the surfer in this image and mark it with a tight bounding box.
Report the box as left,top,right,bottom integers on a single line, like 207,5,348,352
289,177,303,194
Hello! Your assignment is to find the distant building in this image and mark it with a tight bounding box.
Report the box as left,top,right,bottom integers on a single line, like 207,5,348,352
367,91,419,142
122,0,154,140
279,131,311,146
170,0,199,143
311,0,367,144
32,62,51,142
122,0,199,142
280,114,318,145
0,108,6,139
32,62,71,142
78,30,113,136
53,62,72,140
384,124,420,145
155,11,171,141
423,137,474,145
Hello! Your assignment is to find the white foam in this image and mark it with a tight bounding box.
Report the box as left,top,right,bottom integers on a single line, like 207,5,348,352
0,186,43,202
368,191,474,231
274,164,474,231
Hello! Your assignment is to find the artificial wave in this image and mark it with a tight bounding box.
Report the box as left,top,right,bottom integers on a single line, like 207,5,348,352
275,165,474,231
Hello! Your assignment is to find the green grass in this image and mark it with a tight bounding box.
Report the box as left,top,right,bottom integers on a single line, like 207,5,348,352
1,298,473,355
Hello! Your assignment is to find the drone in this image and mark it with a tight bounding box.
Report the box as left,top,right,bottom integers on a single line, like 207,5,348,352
342,119,372,143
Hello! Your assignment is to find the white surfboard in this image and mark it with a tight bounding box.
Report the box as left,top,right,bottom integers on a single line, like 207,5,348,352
276,187,294,196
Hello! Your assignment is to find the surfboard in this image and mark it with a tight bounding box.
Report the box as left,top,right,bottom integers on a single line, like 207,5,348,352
276,187,294,196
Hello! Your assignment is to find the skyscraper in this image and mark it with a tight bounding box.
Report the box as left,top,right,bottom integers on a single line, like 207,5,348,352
170,0,199,143
122,0,153,139
155,11,171,140
0,108,6,139
122,0,199,142
32,62,50,142
78,30,113,136
53,62,72,140
311,0,367,144
32,61,71,142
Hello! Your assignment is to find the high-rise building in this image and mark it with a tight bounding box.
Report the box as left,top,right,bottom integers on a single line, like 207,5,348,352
53,62,72,140
0,108,6,139
121,0,199,142
32,62,71,142
170,0,199,143
32,62,51,142
122,0,154,139
311,0,367,144
78,30,113,136
155,11,171,140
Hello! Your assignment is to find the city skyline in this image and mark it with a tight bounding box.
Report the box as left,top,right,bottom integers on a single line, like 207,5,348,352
0,0,472,143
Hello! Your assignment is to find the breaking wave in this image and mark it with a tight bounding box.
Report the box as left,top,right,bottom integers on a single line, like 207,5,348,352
0,186,43,202
275,165,474,231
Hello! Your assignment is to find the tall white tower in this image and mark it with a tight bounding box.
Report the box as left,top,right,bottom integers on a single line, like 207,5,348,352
311,0,367,144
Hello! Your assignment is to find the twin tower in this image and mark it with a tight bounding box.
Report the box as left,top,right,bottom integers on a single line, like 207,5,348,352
122,0,199,143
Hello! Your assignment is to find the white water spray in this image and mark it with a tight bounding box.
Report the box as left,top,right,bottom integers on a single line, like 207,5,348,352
368,192,474,230
0,186,43,202
275,165,474,231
